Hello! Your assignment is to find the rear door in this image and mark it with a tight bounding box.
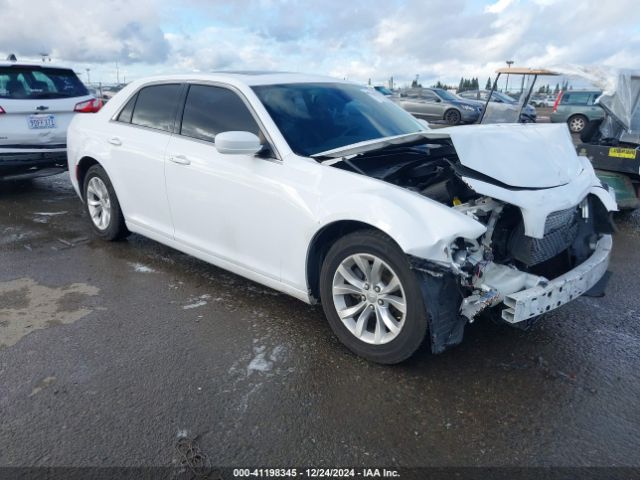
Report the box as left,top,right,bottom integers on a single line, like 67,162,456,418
0,66,92,149
104,83,182,239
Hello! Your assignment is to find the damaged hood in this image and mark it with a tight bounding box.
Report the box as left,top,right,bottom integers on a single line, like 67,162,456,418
315,123,584,189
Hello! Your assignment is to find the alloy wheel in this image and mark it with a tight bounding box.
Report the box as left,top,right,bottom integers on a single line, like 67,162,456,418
569,116,586,132
86,177,112,230
331,253,407,345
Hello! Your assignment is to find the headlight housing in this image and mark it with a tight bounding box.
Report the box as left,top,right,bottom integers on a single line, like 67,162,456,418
460,105,474,111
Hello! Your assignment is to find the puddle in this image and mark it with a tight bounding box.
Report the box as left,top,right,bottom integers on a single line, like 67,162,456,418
0,278,100,348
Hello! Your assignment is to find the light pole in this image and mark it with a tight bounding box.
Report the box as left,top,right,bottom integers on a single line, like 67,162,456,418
505,60,514,93
86,68,91,85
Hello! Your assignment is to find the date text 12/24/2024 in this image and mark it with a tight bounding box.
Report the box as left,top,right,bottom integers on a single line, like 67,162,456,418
233,468,400,478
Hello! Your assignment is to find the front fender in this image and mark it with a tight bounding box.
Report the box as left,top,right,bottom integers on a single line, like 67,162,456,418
316,187,486,263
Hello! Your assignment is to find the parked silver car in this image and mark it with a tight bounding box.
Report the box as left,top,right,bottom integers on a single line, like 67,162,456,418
395,88,482,125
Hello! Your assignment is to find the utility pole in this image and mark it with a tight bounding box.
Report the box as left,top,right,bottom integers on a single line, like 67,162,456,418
86,68,91,84
116,60,120,85
505,60,514,93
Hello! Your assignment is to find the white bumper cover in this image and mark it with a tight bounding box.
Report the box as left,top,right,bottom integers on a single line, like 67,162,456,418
501,234,612,323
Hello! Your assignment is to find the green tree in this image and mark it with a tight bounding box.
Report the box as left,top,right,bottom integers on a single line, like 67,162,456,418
485,77,492,90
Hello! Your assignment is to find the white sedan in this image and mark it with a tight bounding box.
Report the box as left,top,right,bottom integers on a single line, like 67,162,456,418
67,72,616,364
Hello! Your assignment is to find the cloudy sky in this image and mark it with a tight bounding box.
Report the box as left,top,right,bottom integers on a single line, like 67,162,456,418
1,0,638,86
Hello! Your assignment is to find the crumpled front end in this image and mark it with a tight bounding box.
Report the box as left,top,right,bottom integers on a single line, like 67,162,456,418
411,190,615,354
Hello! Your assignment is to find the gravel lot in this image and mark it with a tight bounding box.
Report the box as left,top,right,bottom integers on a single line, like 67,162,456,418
1,173,639,470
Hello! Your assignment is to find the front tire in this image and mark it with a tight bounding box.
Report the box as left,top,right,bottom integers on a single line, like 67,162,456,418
83,164,129,241
319,230,428,364
444,109,462,125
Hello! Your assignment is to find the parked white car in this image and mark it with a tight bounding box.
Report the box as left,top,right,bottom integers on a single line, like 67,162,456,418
0,59,101,180
67,73,616,363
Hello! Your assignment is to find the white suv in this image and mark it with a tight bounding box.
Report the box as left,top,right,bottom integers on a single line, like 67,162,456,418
0,59,100,180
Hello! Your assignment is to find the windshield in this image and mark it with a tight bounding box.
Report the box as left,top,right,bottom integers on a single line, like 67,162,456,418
253,83,422,157
0,67,89,99
481,73,535,124
431,88,458,102
489,91,516,104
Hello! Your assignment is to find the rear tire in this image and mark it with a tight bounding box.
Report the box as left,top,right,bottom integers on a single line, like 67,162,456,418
319,230,428,364
568,114,588,133
83,164,129,241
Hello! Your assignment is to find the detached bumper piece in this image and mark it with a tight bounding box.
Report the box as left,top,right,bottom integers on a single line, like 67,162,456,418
502,234,612,323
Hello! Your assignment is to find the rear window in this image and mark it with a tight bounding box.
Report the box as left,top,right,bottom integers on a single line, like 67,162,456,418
0,66,88,99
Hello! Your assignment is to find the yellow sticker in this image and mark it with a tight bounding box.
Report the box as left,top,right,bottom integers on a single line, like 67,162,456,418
608,147,637,159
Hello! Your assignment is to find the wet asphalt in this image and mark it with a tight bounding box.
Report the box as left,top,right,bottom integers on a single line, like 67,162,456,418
0,174,639,469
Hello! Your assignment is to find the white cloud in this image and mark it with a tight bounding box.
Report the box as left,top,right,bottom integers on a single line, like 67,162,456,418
1,0,639,87
0,0,169,64
484,0,516,14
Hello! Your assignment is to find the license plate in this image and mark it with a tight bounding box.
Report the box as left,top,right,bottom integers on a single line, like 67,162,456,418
27,115,56,129
608,147,637,159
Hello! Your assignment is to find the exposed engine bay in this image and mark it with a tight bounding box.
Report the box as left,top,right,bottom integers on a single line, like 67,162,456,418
327,140,615,350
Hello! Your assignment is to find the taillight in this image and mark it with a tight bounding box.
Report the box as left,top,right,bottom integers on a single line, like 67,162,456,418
74,98,103,113
552,91,563,113
0,106,5,114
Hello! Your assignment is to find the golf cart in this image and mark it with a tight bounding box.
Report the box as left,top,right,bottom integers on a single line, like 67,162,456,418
480,67,640,210
576,70,640,210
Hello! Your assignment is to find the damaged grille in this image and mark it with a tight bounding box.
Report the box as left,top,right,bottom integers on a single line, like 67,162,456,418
507,207,579,267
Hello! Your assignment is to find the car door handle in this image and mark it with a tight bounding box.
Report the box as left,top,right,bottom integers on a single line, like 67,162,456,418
169,154,191,165
108,137,122,146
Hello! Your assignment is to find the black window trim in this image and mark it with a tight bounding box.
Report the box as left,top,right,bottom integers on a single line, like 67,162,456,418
177,81,281,162
110,80,281,161
110,81,183,135
115,91,139,124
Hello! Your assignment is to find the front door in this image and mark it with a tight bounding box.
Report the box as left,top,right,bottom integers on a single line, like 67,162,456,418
164,84,287,280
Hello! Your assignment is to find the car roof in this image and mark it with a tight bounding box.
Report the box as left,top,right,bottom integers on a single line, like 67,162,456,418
0,61,75,70
130,71,345,88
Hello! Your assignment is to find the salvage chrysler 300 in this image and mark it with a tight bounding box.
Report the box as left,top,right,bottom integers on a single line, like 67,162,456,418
66,73,616,364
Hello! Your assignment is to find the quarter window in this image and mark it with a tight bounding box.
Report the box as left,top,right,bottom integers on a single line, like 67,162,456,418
130,84,181,132
180,85,260,143
117,94,137,123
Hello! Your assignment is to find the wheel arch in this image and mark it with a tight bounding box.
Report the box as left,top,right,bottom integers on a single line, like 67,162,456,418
305,220,401,303
76,156,101,199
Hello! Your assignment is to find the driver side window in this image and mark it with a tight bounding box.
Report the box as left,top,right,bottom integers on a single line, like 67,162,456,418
179,85,260,143
423,92,439,102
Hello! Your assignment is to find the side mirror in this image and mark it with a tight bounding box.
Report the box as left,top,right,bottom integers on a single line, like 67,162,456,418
215,131,262,155
435,98,441,102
